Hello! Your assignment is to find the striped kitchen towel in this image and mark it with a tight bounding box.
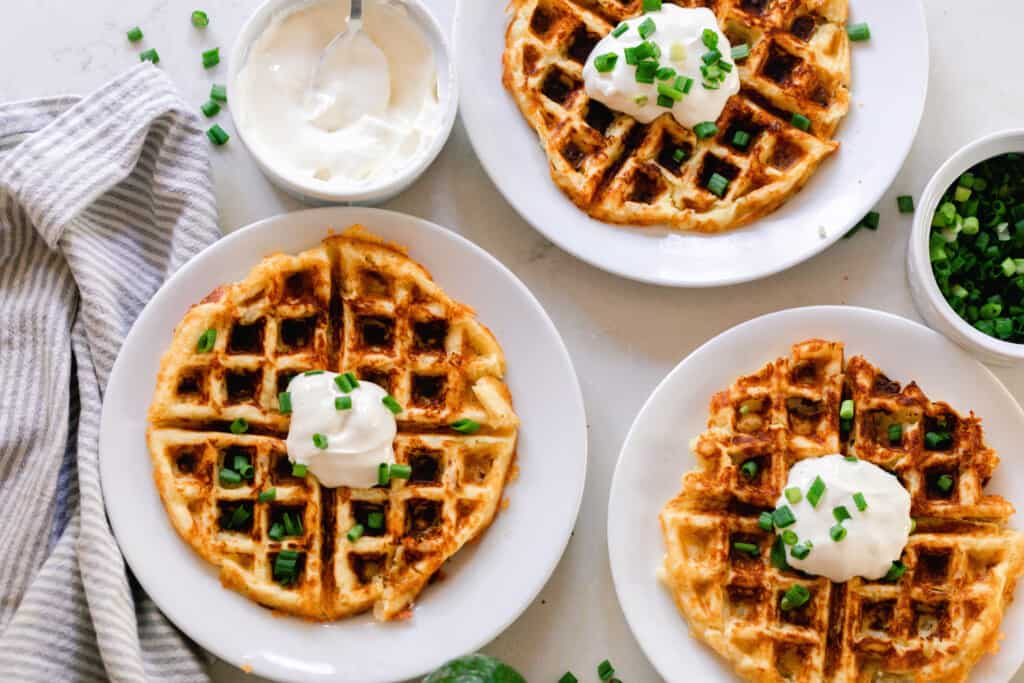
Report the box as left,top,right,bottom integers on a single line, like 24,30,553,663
0,64,219,682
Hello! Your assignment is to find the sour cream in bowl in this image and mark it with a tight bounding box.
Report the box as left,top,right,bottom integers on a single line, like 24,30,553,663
229,0,457,205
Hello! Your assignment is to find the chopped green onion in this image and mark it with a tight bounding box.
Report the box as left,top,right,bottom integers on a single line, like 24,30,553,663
707,173,730,197
200,100,220,118
657,82,684,102
718,60,733,73
830,523,847,542
844,455,858,462
732,130,751,148
268,522,284,541
677,75,694,93
313,433,328,449
207,124,230,146
701,28,718,49
389,463,412,479
853,492,867,511
910,518,917,533
733,541,759,556
611,23,628,38
273,550,300,584
672,148,686,163
278,392,292,414
781,530,798,546
219,468,241,485
304,370,325,376
382,395,403,414
694,121,718,139
897,195,914,213
343,372,359,388
210,84,227,102
924,431,951,449
638,17,656,39
670,43,686,61
292,463,308,477
656,66,676,81
378,462,391,486
635,61,659,83
862,211,881,229
598,660,615,681
594,53,618,72
642,0,662,10
282,511,302,536
367,511,385,530
347,524,364,542
740,459,758,479
191,10,209,27
839,399,854,420
807,476,825,507
780,584,810,610
139,48,160,64
758,511,774,531
229,417,248,434
258,488,277,503
451,418,481,434
227,504,251,529
784,487,802,504
888,423,902,444
884,560,906,581
790,112,811,131
202,47,220,68
731,43,750,61
335,373,355,393
233,453,252,478
634,95,649,106
936,474,954,492
196,328,216,352
955,186,972,203
846,22,871,42
127,27,144,42
791,542,812,559
772,505,796,528
559,674,578,683
335,395,352,411
832,505,851,523
702,49,722,65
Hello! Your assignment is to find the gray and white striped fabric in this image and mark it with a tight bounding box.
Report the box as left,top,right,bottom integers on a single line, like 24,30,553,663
0,64,219,682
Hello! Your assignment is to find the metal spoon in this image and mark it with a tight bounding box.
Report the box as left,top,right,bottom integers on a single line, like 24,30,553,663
311,0,364,92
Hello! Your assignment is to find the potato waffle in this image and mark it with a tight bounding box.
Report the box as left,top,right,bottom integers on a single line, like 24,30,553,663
503,0,850,232
660,340,1024,681
147,227,519,621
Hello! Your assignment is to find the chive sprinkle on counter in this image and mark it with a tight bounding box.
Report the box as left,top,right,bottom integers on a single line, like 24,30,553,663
929,153,1024,343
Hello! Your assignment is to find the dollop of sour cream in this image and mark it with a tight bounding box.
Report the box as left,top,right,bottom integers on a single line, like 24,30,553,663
583,5,739,129
776,454,912,582
234,0,441,188
285,372,396,488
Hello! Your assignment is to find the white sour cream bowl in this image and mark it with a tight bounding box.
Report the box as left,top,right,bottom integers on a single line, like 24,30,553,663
229,0,457,205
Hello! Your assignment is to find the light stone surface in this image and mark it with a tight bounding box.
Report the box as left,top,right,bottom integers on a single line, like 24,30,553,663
3,0,1022,680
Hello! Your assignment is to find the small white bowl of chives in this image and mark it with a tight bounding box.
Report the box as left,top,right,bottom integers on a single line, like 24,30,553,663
907,128,1024,365
227,0,458,206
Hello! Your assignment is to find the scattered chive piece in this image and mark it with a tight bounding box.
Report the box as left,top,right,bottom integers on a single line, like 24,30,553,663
785,487,802,504
701,49,721,65
268,522,284,541
862,211,881,229
897,195,915,213
770,536,790,570
638,17,656,39
733,541,759,556
718,60,733,73
853,492,868,511
347,524,364,542
732,130,750,149
925,431,952,449
656,66,676,81
127,27,144,42
635,61,659,84
833,505,851,523
708,173,730,197
657,94,675,108
780,584,810,611
845,456,858,462
847,22,871,42
304,370,325,376
910,518,917,533
611,23,628,38
594,53,618,73
335,395,352,411
672,148,686,163
451,418,481,434
830,523,847,542
202,47,220,68
758,511,774,531
884,560,906,582
382,395,402,414
701,27,718,49
807,476,826,507
201,100,220,118
642,0,662,10
634,95,649,106
335,373,355,393
343,372,359,388
955,186,972,202
598,660,615,681
781,530,798,546
282,511,302,537
839,399,854,420
207,124,229,146
292,463,308,477
367,511,385,530
219,468,241,485
389,463,412,480
657,82,684,102
559,674,578,683
273,550,299,585
196,328,216,352
937,474,954,492
278,391,292,414
191,10,209,27
228,504,251,529
313,433,328,449
772,505,796,528
731,43,750,60
790,112,811,131
139,48,160,64
210,84,227,103
740,459,759,479
229,417,248,434
678,75,694,93
791,542,812,559
233,453,252,479
888,423,902,444
258,488,276,503
378,462,391,486
694,121,718,139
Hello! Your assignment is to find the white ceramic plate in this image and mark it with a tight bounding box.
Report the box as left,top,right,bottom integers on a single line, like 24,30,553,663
608,306,1024,681
456,0,928,287
99,208,587,683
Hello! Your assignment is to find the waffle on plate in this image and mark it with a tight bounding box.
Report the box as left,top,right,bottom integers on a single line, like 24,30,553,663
659,340,1024,682
147,227,519,621
503,0,850,232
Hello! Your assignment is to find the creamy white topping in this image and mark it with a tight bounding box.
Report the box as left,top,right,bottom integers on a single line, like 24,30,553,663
777,454,912,582
285,372,396,488
582,5,739,129
234,0,441,188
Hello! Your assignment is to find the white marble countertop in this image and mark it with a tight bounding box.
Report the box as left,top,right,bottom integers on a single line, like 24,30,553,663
4,0,1024,681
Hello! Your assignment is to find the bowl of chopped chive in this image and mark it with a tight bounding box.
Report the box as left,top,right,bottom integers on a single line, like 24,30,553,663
908,129,1024,365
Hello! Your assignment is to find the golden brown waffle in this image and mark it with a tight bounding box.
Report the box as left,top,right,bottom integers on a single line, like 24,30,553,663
147,227,519,621
503,0,850,232
660,340,1024,681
